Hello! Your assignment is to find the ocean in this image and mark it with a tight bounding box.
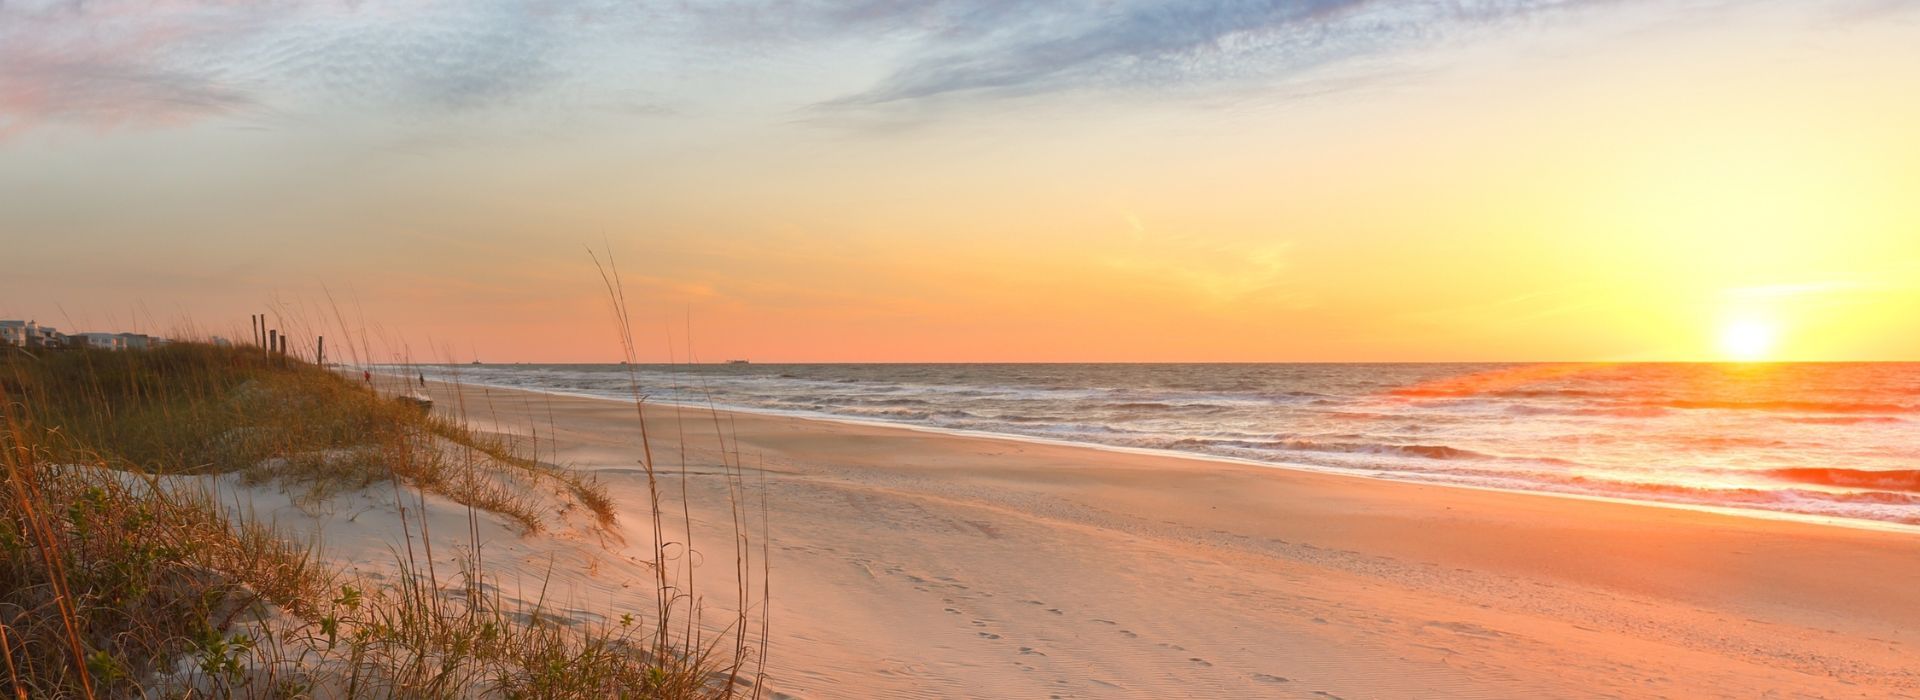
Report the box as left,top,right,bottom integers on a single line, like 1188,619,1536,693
412,362,1920,528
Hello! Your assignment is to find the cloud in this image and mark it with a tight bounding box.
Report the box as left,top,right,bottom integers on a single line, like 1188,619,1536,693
1722,281,1873,300
0,0,1722,139
0,1,262,136
0,0,628,138
824,0,1601,106
0,57,255,137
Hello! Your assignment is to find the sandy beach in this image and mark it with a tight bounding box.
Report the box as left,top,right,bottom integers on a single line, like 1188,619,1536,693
361,376,1920,699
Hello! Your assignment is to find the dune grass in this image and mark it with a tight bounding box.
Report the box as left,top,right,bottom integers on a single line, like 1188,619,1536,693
1,340,767,698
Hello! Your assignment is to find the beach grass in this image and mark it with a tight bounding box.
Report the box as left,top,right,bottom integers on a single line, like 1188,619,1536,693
1,340,766,698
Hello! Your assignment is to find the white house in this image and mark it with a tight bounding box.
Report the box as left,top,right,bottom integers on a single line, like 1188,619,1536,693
4,320,169,350
0,320,26,347
70,332,126,350
1,320,64,348
117,332,156,350
64,331,167,350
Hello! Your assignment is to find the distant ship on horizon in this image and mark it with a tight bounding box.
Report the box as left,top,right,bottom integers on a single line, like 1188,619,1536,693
726,359,750,365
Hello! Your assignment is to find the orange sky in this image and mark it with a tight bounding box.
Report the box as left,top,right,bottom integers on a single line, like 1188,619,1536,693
3,1,1918,362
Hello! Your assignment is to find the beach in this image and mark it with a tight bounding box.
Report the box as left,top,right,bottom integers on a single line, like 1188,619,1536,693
385,376,1920,698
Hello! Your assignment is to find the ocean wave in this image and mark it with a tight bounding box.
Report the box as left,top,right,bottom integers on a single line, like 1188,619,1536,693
1679,435,1792,450
1389,387,1603,399
1490,388,1608,399
1661,399,1916,414
1327,411,1390,420
1105,401,1238,414
1505,404,1670,418
1781,415,1903,425
833,407,934,420
846,397,930,407
1559,477,1920,513
1160,437,1491,461
1761,468,1920,494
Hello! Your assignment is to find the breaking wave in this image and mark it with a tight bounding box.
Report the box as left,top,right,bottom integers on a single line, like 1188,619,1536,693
1762,468,1920,494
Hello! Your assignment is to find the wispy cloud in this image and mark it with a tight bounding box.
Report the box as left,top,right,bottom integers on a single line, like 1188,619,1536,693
0,0,1725,139
0,0,262,136
823,0,1602,106
1722,280,1874,300
0,0,632,137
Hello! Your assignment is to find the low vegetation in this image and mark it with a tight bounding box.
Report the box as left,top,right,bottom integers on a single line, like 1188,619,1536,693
1,342,764,698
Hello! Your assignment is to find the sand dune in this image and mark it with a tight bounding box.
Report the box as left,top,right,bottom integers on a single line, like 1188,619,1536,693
361,376,1920,698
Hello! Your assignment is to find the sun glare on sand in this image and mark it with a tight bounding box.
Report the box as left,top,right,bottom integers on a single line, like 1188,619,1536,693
1719,318,1779,362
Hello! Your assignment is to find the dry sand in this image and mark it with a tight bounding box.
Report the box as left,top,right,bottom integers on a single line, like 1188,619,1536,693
304,376,1920,698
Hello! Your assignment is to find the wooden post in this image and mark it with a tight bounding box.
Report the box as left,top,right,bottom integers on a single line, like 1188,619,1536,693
269,330,277,358
317,336,325,366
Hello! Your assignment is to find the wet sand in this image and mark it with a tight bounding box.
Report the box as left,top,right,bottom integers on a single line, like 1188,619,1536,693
409,376,1920,698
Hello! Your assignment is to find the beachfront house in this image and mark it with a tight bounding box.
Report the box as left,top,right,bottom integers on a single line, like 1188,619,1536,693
0,320,25,347
4,321,170,351
117,332,159,350
69,332,126,350
63,331,168,350
1,320,66,348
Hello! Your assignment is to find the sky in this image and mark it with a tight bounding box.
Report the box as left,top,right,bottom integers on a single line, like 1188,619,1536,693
2,0,1918,362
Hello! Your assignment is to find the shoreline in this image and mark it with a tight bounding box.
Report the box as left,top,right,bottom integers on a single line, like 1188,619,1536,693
381,369,1920,535
390,374,1920,697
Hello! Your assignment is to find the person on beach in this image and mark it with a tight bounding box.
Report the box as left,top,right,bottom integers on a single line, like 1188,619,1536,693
419,373,426,388
364,370,371,383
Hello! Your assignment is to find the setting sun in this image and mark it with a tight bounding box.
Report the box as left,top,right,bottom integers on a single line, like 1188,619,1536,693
1719,318,1780,362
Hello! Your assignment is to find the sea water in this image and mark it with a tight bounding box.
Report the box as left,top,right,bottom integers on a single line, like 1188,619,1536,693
412,362,1920,527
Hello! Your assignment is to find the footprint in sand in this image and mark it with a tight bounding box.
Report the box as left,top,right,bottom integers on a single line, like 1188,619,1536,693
1251,673,1290,683
1119,630,1138,638
1018,646,1046,656
1188,657,1211,667
978,632,1002,640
